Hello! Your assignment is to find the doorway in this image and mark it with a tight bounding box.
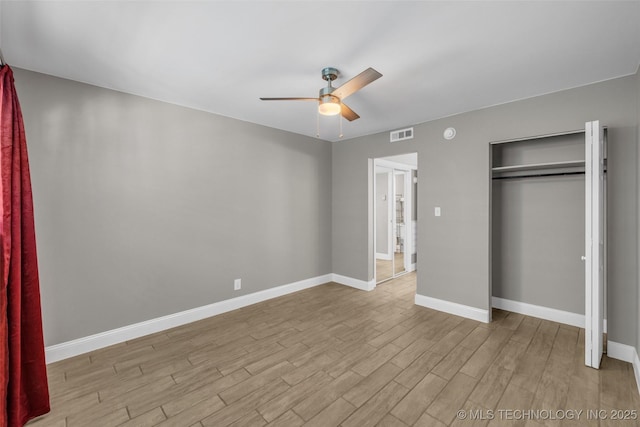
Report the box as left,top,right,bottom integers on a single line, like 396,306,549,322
374,153,417,284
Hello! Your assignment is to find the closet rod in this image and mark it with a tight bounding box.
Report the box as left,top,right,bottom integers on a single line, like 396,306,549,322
492,171,587,180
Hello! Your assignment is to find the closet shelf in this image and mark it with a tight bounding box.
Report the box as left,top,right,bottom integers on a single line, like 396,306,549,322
492,160,585,173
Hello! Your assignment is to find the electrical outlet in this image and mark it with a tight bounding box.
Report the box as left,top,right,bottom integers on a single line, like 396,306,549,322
234,279,241,290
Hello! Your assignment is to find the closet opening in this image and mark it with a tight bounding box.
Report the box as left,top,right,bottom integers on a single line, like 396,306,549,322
489,122,607,368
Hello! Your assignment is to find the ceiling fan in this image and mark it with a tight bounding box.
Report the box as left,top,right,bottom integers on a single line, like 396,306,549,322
260,67,383,121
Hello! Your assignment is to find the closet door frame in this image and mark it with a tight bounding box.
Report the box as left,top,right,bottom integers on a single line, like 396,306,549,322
489,123,607,369
585,120,605,369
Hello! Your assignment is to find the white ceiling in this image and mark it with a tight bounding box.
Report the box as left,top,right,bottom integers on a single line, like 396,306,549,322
2,1,639,142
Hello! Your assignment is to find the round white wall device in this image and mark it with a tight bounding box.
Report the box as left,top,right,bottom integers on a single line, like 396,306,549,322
443,127,456,140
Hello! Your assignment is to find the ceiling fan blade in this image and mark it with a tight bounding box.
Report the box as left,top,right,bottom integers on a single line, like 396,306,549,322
340,103,360,121
332,67,382,100
260,97,318,101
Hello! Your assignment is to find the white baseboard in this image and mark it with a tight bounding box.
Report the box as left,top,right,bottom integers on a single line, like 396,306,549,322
607,341,640,396
415,293,490,323
376,252,392,261
331,274,376,291
492,297,586,329
409,263,416,272
45,274,333,363
607,341,636,362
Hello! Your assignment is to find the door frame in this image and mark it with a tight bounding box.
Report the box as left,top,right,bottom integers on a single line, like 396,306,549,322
373,156,417,284
488,123,607,369
392,169,412,274
585,120,606,369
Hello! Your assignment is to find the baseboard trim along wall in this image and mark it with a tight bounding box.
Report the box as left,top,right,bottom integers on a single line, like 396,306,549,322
46,272,379,363
45,275,634,380
491,296,610,333
415,293,490,323
607,341,640,396
492,296,585,329
331,274,376,291
45,273,333,363
375,253,392,261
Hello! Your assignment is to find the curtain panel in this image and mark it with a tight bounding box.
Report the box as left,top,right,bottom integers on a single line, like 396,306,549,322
0,65,50,427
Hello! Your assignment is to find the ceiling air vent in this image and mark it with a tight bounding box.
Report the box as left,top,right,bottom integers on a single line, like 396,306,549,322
390,127,414,142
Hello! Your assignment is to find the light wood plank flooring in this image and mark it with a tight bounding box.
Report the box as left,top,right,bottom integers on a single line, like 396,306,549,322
28,273,640,426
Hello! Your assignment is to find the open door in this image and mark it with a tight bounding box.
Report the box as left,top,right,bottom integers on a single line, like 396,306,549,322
585,120,605,369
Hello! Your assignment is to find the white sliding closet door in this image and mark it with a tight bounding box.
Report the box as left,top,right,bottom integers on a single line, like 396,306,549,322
585,120,605,369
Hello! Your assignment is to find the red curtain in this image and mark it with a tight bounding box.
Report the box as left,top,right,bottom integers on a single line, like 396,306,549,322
0,65,50,426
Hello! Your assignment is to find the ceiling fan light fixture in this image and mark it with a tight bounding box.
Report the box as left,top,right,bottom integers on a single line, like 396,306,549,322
318,95,341,116
260,67,382,125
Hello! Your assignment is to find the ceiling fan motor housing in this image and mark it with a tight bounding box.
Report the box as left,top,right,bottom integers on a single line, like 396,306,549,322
321,67,339,82
319,86,337,98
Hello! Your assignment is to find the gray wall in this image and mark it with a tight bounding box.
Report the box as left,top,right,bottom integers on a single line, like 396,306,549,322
14,66,640,351
492,175,584,314
15,68,332,346
332,74,638,347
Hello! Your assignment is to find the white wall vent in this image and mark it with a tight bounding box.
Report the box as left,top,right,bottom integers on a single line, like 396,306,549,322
390,127,414,142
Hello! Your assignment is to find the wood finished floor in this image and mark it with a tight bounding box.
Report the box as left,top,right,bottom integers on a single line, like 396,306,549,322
29,273,640,427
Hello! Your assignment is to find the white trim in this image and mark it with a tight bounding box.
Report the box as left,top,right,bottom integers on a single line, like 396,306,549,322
375,158,417,171
45,274,332,363
635,348,640,396
399,168,412,272
409,263,416,272
607,341,640,395
415,294,490,323
387,171,394,258
608,341,636,363
492,297,585,329
332,274,376,292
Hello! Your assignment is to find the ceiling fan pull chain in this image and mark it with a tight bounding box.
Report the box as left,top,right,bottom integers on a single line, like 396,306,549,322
339,113,343,139
316,111,320,138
